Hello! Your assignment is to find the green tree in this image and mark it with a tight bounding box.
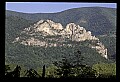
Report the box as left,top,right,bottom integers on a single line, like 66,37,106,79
79,65,97,78
53,57,73,78
5,65,21,78
24,69,40,78
5,65,11,75
36,67,43,77
46,64,59,78
71,50,84,67
92,63,116,78
42,65,45,78
53,50,98,78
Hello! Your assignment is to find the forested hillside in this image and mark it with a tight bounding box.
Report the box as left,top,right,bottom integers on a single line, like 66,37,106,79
5,7,116,72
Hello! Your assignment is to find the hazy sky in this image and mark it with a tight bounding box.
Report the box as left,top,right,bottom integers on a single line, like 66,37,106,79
6,2,117,13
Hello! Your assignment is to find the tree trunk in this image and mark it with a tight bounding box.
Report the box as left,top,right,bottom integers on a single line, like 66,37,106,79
42,65,45,78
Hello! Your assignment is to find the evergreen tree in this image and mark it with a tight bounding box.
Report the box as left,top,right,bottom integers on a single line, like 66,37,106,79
24,69,40,78
53,57,73,78
5,65,11,75
42,65,45,78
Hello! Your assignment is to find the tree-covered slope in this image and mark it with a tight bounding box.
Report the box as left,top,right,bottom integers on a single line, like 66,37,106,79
5,16,35,42
5,7,116,69
5,41,112,69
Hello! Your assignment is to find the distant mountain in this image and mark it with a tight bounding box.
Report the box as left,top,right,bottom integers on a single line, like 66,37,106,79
5,7,116,68
6,7,116,35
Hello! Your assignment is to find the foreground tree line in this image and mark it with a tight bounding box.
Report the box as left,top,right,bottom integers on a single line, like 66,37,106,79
5,50,116,78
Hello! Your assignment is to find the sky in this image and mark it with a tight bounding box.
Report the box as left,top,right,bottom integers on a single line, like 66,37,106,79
6,2,117,13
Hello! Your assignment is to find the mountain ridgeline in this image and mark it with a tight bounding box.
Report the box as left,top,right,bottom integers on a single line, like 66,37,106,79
5,7,116,68
6,7,116,35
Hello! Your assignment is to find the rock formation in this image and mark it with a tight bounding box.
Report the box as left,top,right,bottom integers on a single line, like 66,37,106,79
61,23,99,41
13,19,108,59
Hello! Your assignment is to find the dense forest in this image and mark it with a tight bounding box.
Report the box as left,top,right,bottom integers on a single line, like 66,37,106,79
5,50,116,78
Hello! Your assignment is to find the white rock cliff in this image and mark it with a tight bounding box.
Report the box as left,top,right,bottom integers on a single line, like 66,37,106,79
13,19,108,59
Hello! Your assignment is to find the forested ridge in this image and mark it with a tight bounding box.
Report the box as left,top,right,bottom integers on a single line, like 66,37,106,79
5,7,116,78
6,7,116,35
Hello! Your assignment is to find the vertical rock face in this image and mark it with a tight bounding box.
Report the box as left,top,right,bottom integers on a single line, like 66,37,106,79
63,23,99,41
13,19,108,59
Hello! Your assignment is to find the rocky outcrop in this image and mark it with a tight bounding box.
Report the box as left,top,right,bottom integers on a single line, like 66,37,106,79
22,20,63,36
21,20,99,41
13,19,108,59
90,42,107,59
61,23,99,41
